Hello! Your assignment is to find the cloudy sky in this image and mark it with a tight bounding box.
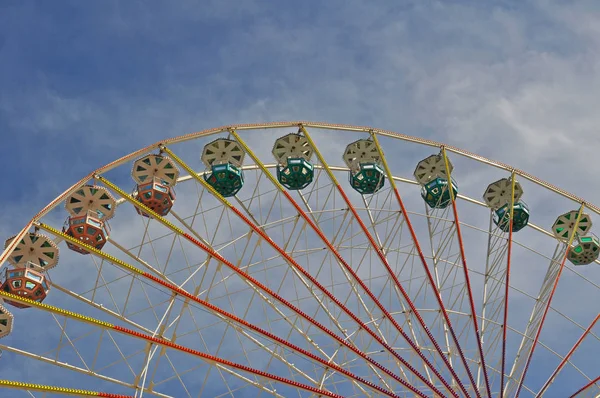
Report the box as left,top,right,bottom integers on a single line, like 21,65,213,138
1,1,600,397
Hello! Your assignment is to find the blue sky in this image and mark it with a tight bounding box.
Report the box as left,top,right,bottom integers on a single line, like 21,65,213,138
2,0,600,225
1,0,600,397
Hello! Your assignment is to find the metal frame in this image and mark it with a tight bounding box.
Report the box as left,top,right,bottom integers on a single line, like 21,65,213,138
1,122,598,397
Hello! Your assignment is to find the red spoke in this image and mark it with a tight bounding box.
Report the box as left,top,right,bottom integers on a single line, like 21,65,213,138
221,131,462,396
0,291,347,398
374,131,485,397
514,206,586,397
40,221,409,398
96,177,436,398
569,375,600,398
537,314,600,397
302,127,472,398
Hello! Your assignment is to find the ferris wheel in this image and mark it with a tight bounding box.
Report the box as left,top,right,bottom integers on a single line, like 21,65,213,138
0,121,598,398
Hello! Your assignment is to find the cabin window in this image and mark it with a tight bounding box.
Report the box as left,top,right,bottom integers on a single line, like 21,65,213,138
26,272,42,282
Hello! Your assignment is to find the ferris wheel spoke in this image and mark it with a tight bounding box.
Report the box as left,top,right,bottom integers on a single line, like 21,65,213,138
288,211,432,389
32,298,283,398
157,189,436,394
159,174,419,394
439,147,491,398
478,211,512,392
0,343,174,397
303,207,419,384
233,197,355,337
107,201,224,395
52,282,163,337
220,131,458,395
354,193,440,385
144,295,214,396
301,126,468,396
475,358,537,396
134,215,178,278
184,309,322,397
370,132,481,397
46,240,175,339
133,288,194,396
419,199,473,389
503,242,565,396
55,227,318,394
0,379,133,398
143,286,265,397
149,311,384,398
498,172,519,398
293,191,414,387
356,199,438,385
536,313,600,397
0,295,167,396
108,237,173,284
568,375,600,398
116,184,433,396
44,219,410,397
32,231,191,397
0,290,353,398
279,127,463,397
358,185,397,247
379,141,471,385
506,205,585,398
162,144,446,393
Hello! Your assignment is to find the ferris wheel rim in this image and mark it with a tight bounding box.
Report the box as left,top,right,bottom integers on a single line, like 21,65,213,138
2,121,598,268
